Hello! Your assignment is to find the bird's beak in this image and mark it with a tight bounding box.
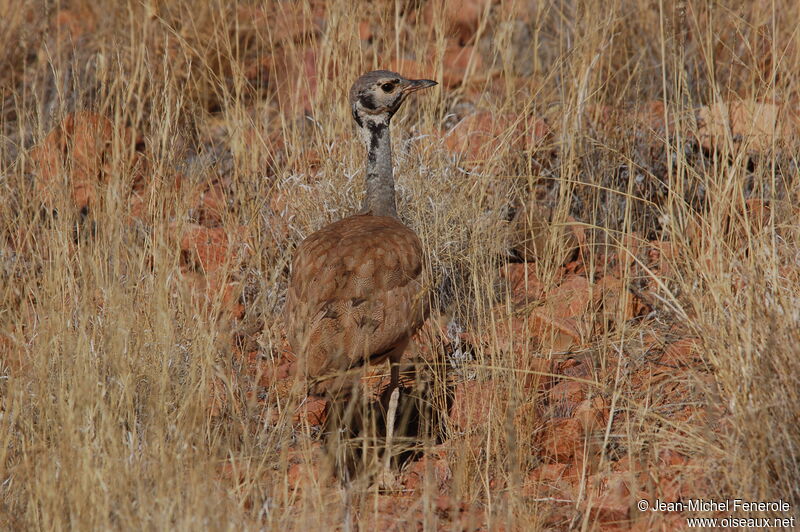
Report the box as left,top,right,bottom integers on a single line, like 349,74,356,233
403,79,438,94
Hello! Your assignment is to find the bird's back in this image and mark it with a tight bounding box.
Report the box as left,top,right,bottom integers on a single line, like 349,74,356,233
284,214,427,393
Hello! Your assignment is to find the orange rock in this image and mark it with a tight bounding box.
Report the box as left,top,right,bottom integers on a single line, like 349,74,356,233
540,417,584,462
696,100,799,152
293,396,328,426
54,8,96,42
401,446,452,492
529,310,582,352
422,0,492,43
528,462,570,483
449,380,496,431
659,338,699,367
194,182,227,227
658,449,690,468
184,271,244,320
510,200,579,264
236,4,322,46
548,380,588,415
582,473,633,525
499,262,547,304
516,355,554,391
528,274,593,351
442,41,483,87
387,58,434,83
179,225,231,274
31,111,115,212
574,396,608,433
744,198,770,232
443,111,520,164
595,276,643,324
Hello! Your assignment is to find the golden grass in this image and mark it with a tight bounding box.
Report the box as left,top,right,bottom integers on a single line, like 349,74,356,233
1,0,799,529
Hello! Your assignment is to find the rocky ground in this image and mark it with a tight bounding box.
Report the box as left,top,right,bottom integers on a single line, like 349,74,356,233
2,1,799,530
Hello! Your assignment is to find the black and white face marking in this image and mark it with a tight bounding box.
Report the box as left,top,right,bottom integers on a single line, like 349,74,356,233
355,77,405,118
349,71,437,132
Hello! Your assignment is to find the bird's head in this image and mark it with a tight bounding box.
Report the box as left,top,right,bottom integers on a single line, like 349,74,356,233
349,70,437,127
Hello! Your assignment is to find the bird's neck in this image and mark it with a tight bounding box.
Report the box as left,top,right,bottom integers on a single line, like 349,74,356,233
359,117,397,218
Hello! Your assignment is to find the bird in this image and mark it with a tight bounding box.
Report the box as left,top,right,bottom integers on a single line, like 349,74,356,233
284,70,437,480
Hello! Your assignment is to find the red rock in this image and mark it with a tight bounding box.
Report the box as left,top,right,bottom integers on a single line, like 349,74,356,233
574,396,608,433
358,21,373,41
499,262,547,304
516,356,554,391
658,449,689,468
236,4,322,46
256,359,295,388
529,462,570,483
422,0,492,42
645,240,675,279
444,111,523,164
488,308,531,356
548,381,588,415
528,275,593,351
558,356,592,379
660,338,699,367
595,276,643,323
613,232,645,276
262,46,331,116
540,417,583,461
696,100,799,152
744,198,770,232
529,310,582,352
549,275,593,318
0,333,25,373
208,373,241,418
510,201,578,265
449,380,496,430
386,58,433,82
54,8,96,42
631,100,677,133
194,182,227,227
293,396,328,426
442,41,483,87
179,225,231,274
31,111,115,211
582,473,633,525
401,447,451,492
184,272,244,320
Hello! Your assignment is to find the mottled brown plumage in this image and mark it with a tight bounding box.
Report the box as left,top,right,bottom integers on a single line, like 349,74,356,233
284,214,426,394
284,71,437,399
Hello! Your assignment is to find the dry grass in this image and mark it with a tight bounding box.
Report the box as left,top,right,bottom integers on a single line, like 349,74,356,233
1,0,799,529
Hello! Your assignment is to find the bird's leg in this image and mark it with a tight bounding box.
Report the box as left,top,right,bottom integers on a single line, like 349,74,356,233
384,362,400,469
376,361,401,490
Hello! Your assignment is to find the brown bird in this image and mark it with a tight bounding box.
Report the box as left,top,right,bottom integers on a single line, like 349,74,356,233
284,70,437,477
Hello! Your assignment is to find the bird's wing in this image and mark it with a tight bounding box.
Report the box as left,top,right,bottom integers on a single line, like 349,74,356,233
284,215,427,389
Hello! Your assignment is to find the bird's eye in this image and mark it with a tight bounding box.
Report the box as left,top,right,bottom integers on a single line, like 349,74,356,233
381,82,395,92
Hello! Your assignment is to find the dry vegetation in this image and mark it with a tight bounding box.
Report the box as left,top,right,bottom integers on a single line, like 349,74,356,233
1,0,800,530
